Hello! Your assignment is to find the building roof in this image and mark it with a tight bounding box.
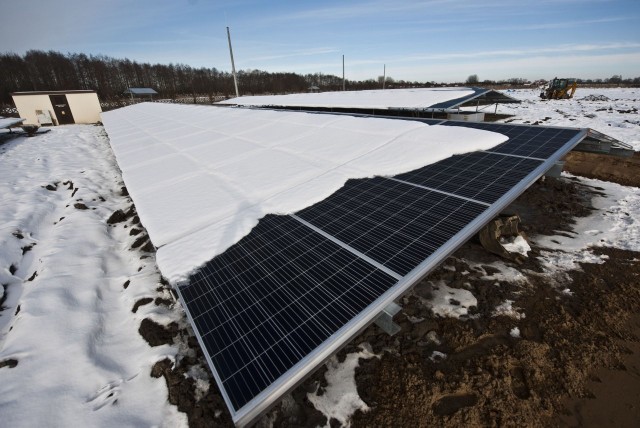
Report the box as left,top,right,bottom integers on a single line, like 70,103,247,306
124,88,158,95
11,90,97,96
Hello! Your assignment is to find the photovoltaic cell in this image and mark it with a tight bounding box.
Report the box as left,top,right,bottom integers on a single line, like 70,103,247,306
179,215,397,410
442,122,582,159
178,120,587,425
297,176,487,276
393,151,543,204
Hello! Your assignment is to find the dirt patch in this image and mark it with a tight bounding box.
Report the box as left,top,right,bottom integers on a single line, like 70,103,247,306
21,244,35,255
138,318,180,347
131,236,148,249
0,359,18,369
0,283,7,308
107,209,128,224
564,151,640,188
505,176,596,236
558,315,640,427
151,345,234,428
132,298,153,313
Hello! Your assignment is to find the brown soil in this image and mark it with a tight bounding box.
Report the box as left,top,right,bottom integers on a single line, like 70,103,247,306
564,151,640,188
346,245,640,428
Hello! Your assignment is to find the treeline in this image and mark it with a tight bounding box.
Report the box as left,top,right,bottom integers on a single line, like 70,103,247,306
0,50,431,106
4,50,637,106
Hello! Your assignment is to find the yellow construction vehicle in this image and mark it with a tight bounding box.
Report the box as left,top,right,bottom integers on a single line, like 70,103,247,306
540,78,577,100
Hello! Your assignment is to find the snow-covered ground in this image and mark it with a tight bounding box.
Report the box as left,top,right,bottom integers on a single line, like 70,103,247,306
0,126,187,427
535,173,640,282
0,87,638,428
496,87,640,150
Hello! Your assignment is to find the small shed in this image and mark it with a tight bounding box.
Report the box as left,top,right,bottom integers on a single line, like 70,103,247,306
124,88,158,100
11,90,102,125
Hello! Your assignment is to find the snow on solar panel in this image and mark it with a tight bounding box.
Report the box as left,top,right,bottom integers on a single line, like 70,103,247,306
101,103,506,284
217,87,476,109
101,103,586,426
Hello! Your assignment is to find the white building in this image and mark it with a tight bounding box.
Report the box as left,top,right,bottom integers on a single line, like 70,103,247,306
11,90,102,125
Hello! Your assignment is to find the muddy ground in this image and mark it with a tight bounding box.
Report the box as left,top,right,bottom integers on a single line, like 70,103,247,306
133,152,639,428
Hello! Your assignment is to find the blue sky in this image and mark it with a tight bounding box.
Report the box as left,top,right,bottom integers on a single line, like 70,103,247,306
2,0,639,82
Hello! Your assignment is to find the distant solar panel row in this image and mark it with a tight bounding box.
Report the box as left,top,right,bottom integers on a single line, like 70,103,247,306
178,120,586,426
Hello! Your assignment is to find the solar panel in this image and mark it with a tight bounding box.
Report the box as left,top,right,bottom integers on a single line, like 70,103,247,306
442,122,582,159
177,121,586,426
177,215,397,412
394,149,543,205
427,87,487,110
296,177,488,276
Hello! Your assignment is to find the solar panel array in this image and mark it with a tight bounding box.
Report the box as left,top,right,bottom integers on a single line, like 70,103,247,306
177,120,585,426
427,87,487,110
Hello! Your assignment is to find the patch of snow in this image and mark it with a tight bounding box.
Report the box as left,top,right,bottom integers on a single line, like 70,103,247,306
101,103,507,284
493,300,526,320
473,261,529,284
425,331,441,345
185,365,210,401
307,343,379,428
429,351,447,362
501,235,531,257
535,174,640,276
426,280,477,318
218,87,475,109
406,314,425,324
510,327,521,338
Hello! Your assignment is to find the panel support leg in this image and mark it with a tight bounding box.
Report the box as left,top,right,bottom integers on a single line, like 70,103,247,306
374,302,402,336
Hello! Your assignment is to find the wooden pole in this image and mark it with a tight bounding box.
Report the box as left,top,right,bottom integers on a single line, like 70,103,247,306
342,55,345,91
227,27,239,98
383,64,386,90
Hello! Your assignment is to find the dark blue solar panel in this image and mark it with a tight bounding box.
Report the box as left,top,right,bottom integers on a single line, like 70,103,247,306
296,177,488,276
394,151,543,204
441,122,582,159
428,87,487,109
180,214,397,410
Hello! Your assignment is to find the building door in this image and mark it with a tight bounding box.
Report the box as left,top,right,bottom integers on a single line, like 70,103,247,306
49,94,75,125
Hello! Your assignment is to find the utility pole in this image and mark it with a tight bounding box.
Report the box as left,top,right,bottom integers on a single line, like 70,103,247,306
342,55,345,91
227,26,239,98
383,64,386,90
